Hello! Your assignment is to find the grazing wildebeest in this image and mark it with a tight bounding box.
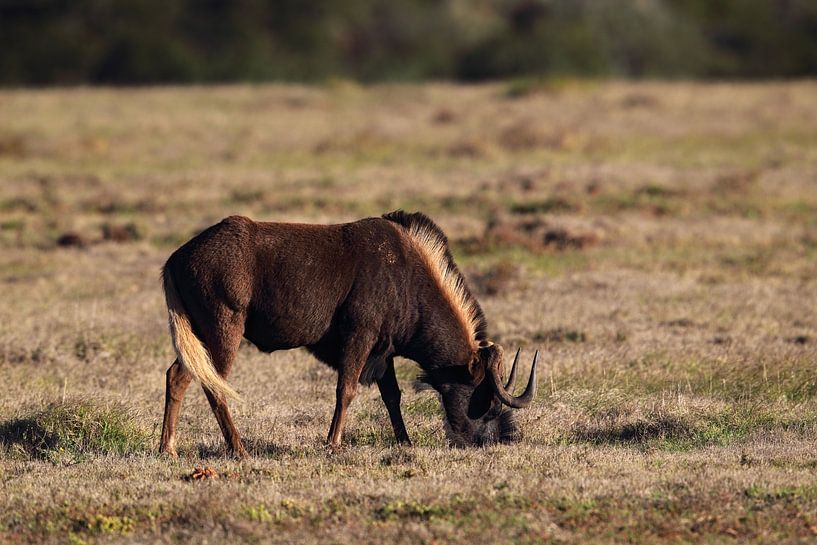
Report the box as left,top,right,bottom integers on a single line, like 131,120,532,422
159,211,536,457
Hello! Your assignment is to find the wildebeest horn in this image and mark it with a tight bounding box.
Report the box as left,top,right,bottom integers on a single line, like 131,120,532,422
505,348,520,391
490,349,537,409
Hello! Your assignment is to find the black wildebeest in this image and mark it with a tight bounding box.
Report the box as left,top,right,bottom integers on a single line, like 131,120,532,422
159,211,536,457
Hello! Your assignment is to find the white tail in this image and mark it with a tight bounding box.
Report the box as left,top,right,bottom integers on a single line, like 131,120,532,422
163,270,241,401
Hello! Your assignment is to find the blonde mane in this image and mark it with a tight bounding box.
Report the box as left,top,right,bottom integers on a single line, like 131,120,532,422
399,221,482,347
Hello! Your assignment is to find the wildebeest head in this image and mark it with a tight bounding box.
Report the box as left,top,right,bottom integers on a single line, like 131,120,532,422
422,342,537,447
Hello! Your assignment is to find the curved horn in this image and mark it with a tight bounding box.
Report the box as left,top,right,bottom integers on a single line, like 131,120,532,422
505,348,520,391
490,350,537,409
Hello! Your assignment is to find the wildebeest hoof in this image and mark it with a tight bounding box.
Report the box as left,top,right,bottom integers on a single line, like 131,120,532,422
229,446,249,460
159,445,179,457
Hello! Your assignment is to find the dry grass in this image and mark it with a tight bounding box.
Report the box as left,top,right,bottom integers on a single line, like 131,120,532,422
1,80,817,544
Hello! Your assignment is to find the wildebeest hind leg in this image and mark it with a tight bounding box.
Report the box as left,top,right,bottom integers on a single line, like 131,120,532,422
202,387,247,458
159,358,193,456
377,357,411,445
200,313,247,458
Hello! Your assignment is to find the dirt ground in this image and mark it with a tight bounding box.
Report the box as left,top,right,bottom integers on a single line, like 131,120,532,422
1,80,816,544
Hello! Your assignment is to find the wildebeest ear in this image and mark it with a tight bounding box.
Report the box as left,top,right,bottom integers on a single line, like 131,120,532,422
468,343,502,385
467,376,494,419
467,352,486,385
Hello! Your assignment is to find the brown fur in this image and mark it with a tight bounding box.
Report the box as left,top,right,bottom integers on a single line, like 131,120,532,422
158,211,516,456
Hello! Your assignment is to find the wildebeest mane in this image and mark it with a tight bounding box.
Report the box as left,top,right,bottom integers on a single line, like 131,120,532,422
383,210,488,346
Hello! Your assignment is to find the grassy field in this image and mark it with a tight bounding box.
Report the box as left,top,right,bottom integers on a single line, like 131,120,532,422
1,79,817,544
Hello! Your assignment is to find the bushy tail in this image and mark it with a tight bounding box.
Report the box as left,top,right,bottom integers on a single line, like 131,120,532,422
163,268,241,401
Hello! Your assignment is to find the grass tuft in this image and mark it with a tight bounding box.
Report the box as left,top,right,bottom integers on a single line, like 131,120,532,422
0,400,150,463
242,503,273,523
85,514,136,534
375,499,450,521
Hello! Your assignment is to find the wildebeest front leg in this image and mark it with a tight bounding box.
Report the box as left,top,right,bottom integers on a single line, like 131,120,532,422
377,357,411,445
159,359,193,456
327,374,359,449
326,337,375,449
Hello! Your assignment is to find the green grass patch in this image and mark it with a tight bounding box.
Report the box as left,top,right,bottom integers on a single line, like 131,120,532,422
591,189,679,216
84,514,136,535
0,400,151,463
502,76,596,99
455,246,592,278
568,402,817,451
0,217,25,231
346,425,393,447
547,351,817,405
403,396,442,418
393,359,419,381
241,503,273,523
745,484,817,503
375,499,452,521
779,199,817,224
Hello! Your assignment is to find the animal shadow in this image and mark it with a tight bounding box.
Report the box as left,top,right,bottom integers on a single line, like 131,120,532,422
572,415,694,446
0,416,55,457
195,438,297,459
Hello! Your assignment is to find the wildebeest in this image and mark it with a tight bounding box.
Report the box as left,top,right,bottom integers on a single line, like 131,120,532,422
159,211,536,457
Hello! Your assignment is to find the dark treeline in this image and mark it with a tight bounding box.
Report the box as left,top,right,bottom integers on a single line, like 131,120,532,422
2,0,816,85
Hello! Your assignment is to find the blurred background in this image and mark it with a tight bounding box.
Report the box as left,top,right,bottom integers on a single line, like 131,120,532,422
3,3,817,543
2,0,817,86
